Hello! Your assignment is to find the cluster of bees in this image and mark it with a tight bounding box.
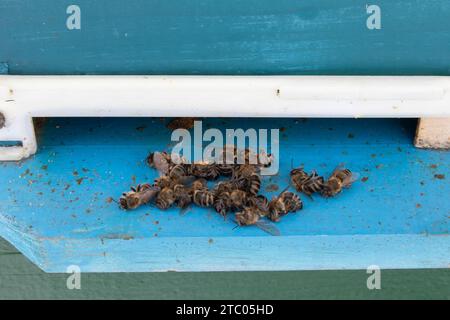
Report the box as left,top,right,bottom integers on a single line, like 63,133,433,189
118,148,357,234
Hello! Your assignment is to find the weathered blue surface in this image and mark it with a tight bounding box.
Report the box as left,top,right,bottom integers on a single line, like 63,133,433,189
1,0,450,75
0,63,8,75
0,118,448,272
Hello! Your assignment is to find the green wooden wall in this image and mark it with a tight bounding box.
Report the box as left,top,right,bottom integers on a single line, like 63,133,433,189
1,0,450,75
1,237,448,299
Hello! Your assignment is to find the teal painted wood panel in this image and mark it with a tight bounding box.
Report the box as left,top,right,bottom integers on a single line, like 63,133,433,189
1,0,450,75
1,237,449,299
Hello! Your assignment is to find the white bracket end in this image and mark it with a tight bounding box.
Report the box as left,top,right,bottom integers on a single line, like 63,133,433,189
0,109,37,161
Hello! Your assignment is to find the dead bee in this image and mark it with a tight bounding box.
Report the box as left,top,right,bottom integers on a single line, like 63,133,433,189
119,184,160,210
281,191,303,212
154,176,174,189
236,148,272,167
168,164,196,186
267,196,286,222
190,163,221,180
234,206,280,236
235,207,261,226
246,195,270,216
267,190,302,222
192,188,215,207
216,164,235,177
321,166,358,198
226,177,250,192
173,184,192,209
244,173,261,196
190,179,215,207
212,178,252,217
232,164,259,180
191,178,208,191
230,189,248,210
155,187,175,209
290,167,308,190
213,181,235,195
155,171,194,189
213,191,232,217
305,170,325,195
169,164,190,179
290,167,324,198
146,151,172,174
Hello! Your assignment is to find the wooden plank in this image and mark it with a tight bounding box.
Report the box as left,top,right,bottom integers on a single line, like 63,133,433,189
0,1,450,75
415,118,450,149
1,237,449,299
1,118,449,272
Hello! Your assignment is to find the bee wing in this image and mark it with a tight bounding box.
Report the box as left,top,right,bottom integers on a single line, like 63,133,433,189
344,171,360,186
330,163,346,174
255,220,281,236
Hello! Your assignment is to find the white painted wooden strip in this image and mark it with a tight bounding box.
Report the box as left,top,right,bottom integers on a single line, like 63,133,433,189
1,76,449,117
1,75,450,160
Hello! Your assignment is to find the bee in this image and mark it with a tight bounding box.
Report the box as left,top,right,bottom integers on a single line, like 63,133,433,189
235,207,261,226
231,164,259,180
281,192,303,212
190,179,214,207
192,188,215,207
213,191,232,217
236,148,273,167
146,151,172,174
234,206,280,236
230,189,248,211
212,180,238,217
267,196,286,222
190,163,221,180
290,167,324,197
321,166,358,198
155,187,175,210
168,164,196,186
267,190,302,222
244,173,261,196
169,164,190,180
213,181,234,195
191,178,208,191
246,195,270,217
216,164,235,177
119,184,160,210
173,184,192,209
154,175,174,189
216,177,247,193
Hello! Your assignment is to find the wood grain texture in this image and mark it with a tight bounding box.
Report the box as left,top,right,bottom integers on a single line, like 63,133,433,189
415,118,450,149
0,237,449,299
1,0,450,75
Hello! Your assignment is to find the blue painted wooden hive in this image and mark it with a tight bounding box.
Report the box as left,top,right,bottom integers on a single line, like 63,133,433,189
0,1,448,272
